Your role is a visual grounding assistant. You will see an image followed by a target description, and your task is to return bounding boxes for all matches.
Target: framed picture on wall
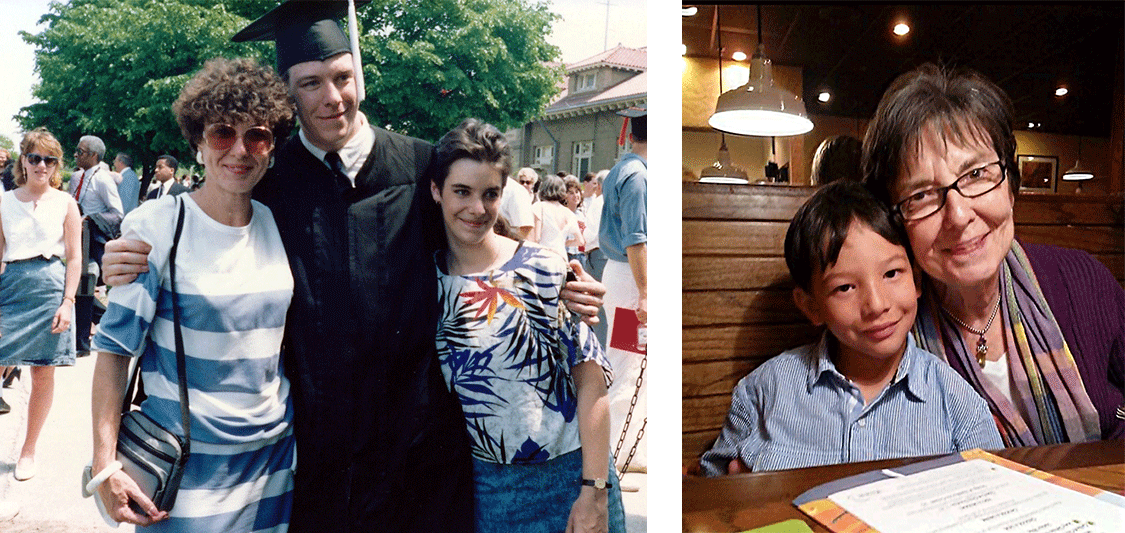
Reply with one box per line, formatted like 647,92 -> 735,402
1017,155 -> 1058,192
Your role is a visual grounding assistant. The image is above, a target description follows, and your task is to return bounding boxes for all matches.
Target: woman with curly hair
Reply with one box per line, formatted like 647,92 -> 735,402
0,128 -> 81,480
89,57 -> 296,532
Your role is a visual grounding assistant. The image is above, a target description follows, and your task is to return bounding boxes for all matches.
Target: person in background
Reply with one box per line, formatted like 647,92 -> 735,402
146,155 -> 189,200
429,118 -> 624,533
0,128 -> 82,481
701,181 -> 1001,475
599,106 -> 647,473
112,152 -> 141,214
70,134 -> 123,357
810,135 -> 863,185
0,149 -> 14,191
90,56 -> 297,531
862,63 -> 1124,444
532,173 -> 584,261
497,171 -> 534,240
583,170 -> 609,346
517,167 -> 540,199
564,173 -> 588,269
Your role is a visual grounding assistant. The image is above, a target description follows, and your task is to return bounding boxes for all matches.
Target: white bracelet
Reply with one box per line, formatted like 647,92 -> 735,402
84,461 -> 123,494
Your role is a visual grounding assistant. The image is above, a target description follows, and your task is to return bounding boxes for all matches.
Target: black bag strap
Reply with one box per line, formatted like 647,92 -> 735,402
120,198 -> 190,449
169,197 -> 190,449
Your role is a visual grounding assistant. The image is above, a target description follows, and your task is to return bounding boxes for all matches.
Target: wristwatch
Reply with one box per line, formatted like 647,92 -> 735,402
581,478 -> 612,489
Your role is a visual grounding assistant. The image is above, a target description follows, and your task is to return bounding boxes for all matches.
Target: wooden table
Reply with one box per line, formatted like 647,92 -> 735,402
683,440 -> 1125,532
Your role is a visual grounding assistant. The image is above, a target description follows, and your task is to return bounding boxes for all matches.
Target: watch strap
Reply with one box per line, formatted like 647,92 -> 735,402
581,478 -> 611,489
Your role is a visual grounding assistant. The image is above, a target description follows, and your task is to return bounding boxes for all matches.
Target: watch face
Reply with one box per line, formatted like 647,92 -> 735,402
595,479 -> 607,489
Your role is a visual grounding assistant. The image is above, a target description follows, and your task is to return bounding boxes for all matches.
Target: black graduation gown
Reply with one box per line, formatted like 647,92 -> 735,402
254,127 -> 474,533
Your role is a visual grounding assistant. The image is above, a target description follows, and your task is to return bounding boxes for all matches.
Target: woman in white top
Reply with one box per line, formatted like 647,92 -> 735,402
532,173 -> 584,259
0,127 -> 82,482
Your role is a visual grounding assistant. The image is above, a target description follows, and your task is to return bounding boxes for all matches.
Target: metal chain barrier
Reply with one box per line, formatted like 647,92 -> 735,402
614,351 -> 646,478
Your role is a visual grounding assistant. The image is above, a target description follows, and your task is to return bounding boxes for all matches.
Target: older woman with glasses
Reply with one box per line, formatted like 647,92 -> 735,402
863,63 -> 1124,447
0,128 -> 81,481
89,57 -> 296,531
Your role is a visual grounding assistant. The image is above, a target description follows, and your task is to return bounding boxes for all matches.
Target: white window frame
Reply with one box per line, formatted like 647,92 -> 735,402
576,71 -> 597,92
572,141 -> 594,176
534,145 -> 554,167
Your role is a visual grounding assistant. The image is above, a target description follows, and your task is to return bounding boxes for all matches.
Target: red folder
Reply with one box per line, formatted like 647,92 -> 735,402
609,307 -> 647,354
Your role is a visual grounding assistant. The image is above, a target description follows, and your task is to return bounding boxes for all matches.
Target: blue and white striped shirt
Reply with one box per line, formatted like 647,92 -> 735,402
93,194 -> 294,445
700,333 -> 1002,476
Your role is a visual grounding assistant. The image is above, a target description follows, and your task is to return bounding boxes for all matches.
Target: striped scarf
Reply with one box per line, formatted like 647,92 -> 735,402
913,241 -> 1101,446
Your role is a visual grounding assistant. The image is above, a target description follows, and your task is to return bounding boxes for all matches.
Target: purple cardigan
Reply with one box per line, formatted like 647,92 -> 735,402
1022,241 -> 1125,440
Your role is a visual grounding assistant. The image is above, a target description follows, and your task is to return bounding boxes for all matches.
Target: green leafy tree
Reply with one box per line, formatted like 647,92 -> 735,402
18,0 -> 561,171
0,134 -> 13,152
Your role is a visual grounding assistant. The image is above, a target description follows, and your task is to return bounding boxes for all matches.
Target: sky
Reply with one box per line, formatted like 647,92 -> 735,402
0,0 -> 647,148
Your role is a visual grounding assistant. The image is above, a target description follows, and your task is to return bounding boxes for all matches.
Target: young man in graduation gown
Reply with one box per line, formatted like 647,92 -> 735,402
103,2 -> 606,531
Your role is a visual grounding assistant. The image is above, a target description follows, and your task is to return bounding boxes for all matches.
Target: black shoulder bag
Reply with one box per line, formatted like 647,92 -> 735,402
115,197 -> 191,513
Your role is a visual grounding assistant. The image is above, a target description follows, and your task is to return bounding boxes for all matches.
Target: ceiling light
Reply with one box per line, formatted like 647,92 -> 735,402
699,134 -> 749,184
893,23 -> 910,36
1055,87 -> 1068,97
731,51 -> 747,61
1063,137 -> 1095,182
818,91 -> 831,103
709,6 -> 813,137
682,7 -> 698,17
681,43 -> 687,56
1028,122 -> 1035,128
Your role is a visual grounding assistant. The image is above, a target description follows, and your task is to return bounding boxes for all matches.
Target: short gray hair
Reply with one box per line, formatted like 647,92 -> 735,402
595,169 -> 608,186
79,135 -> 106,160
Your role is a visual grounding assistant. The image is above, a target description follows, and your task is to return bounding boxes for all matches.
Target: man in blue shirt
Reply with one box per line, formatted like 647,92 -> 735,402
701,181 -> 1001,475
599,105 -> 647,472
112,153 -> 140,214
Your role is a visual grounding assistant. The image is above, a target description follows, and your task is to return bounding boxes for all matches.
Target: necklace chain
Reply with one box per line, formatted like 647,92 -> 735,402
942,296 -> 1001,368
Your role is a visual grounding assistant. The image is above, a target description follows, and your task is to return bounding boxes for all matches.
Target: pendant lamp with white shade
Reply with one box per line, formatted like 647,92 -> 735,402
708,5 -> 813,137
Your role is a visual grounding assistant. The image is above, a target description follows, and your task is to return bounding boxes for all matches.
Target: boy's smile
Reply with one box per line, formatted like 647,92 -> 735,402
795,219 -> 921,364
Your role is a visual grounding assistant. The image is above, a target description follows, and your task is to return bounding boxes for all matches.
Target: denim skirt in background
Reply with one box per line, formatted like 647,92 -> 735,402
472,448 -> 626,533
0,257 -> 75,366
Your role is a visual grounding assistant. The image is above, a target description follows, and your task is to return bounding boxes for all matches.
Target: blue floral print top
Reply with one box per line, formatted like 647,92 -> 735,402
435,242 -> 612,464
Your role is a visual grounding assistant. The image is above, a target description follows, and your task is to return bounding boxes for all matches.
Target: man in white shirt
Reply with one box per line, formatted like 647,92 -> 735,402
70,135 -> 124,354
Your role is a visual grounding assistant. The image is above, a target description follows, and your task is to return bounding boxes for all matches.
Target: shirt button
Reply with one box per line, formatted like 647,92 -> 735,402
858,419 -> 867,428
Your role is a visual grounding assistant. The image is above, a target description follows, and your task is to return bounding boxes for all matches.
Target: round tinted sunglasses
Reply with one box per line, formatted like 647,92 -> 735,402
25,153 -> 60,166
203,124 -> 274,155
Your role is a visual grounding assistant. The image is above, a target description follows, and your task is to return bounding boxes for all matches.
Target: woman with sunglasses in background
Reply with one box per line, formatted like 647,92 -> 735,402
0,128 -> 81,482
89,57 -> 296,531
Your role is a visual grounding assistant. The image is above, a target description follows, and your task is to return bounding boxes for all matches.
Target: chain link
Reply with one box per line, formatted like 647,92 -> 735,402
614,351 -> 646,478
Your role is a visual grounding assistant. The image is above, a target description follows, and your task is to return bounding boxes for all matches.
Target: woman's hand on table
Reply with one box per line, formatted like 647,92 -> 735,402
566,485 -> 609,533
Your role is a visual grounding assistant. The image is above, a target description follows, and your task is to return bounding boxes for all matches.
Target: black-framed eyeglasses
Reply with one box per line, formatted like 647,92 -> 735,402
25,153 -> 60,167
893,161 -> 1007,221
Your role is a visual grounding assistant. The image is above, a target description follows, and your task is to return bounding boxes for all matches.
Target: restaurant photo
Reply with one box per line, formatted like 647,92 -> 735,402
680,4 -> 1124,533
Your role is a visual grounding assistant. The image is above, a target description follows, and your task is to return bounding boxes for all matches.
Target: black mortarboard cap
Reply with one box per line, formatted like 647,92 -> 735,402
232,0 -> 370,75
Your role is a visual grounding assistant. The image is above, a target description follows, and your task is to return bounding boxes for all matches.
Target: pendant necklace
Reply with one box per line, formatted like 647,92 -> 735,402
943,297 -> 1001,368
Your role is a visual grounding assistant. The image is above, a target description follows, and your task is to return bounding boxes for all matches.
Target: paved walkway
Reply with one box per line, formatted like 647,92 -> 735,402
0,355 -> 120,532
0,356 -> 647,532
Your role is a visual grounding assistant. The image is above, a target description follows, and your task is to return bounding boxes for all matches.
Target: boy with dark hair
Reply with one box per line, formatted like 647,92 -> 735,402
701,181 -> 1001,475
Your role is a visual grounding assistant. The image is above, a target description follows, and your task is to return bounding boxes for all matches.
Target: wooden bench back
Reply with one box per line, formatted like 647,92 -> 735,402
682,182 -> 1125,466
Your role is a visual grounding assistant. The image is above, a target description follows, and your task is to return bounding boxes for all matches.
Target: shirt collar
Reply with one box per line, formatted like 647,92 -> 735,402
298,112 -> 374,186
806,331 -> 928,401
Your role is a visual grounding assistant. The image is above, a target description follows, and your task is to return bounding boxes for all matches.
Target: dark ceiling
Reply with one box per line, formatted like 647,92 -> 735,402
682,4 -> 1124,138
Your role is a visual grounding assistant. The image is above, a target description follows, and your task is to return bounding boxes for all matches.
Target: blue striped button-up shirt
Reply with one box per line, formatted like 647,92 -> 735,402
700,333 -> 1002,476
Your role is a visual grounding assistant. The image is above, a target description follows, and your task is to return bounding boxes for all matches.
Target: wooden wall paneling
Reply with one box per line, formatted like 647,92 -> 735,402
682,256 -> 792,290
683,290 -> 806,327
682,324 -> 823,363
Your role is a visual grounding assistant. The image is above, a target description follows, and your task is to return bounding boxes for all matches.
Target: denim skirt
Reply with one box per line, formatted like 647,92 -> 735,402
473,448 -> 626,533
0,257 -> 75,366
